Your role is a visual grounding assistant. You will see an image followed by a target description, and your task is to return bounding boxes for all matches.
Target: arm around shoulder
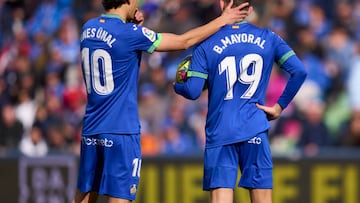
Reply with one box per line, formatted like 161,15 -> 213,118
155,2 -> 249,52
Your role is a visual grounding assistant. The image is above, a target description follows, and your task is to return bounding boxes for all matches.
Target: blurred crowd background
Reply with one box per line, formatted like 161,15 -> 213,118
0,0 -> 360,158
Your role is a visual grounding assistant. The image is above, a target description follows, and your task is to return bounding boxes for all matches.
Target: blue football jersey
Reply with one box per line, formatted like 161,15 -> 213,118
80,14 -> 161,136
188,22 -> 305,147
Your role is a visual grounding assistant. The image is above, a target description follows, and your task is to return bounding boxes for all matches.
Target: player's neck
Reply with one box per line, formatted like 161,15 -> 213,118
106,8 -> 127,23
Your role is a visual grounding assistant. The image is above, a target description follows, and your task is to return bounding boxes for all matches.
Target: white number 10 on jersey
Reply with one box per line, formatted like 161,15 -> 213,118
82,48 -> 115,95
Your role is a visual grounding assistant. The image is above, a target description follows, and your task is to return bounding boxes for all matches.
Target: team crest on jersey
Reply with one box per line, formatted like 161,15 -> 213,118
142,27 -> 156,42
130,184 -> 137,195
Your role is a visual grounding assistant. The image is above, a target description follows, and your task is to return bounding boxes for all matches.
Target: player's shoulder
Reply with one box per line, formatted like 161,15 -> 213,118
245,22 -> 276,36
82,17 -> 99,28
126,25 -> 158,43
249,23 -> 285,45
84,15 -> 129,28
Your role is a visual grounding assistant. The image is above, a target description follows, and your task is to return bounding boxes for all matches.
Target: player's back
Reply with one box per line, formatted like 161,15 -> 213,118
195,22 -> 294,147
80,15 -> 156,136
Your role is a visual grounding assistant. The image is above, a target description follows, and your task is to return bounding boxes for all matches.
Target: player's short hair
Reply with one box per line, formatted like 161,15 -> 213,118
223,0 -> 251,9
102,0 -> 130,11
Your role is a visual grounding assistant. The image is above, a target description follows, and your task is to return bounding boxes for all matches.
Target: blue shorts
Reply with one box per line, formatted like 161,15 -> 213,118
77,134 -> 141,200
203,132 -> 272,190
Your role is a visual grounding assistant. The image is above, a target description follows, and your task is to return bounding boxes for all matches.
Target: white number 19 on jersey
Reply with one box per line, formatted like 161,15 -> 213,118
219,54 -> 263,100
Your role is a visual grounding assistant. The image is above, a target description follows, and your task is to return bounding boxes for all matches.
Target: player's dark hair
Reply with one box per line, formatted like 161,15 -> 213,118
223,0 -> 251,10
102,0 -> 130,11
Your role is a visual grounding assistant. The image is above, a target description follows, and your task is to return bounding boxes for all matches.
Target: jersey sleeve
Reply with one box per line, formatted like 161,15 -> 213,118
128,24 -> 162,53
272,33 -> 308,109
189,45 -> 209,79
174,45 -> 208,100
174,77 -> 206,100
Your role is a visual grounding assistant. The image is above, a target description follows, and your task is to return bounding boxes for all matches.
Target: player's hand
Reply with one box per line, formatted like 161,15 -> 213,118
256,103 -> 283,121
130,8 -> 144,25
221,0 -> 249,25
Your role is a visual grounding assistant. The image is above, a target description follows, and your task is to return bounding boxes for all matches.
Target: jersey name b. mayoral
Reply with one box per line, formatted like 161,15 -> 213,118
190,22 -> 305,148
80,14 -> 161,136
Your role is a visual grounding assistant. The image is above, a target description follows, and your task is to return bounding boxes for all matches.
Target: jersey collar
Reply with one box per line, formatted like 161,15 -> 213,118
101,14 -> 125,23
236,20 -> 248,25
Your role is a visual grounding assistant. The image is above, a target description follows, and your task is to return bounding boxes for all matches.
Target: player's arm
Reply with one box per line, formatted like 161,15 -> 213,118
256,103 -> 283,121
277,53 -> 307,108
155,1 -> 249,51
174,77 -> 206,100
257,53 -> 307,120
174,46 -> 208,99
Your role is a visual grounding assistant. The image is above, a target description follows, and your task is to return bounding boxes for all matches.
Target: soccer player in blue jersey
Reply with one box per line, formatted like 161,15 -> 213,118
74,0 -> 250,203
173,1 -> 307,203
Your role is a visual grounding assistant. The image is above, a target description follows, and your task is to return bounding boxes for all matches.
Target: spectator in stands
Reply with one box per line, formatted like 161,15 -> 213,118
187,96 -> 208,151
46,124 -> 67,154
160,122 -> 194,155
348,44 -> 360,111
0,77 -> 8,107
337,110 -> 360,147
159,95 -> 200,155
32,105 -> 50,136
0,103 -> 24,154
26,0 -> 67,40
323,24 -> 354,83
334,0 -> 355,34
296,25 -> 331,97
138,83 -> 168,136
19,124 -> 48,157
140,132 -> 161,157
270,113 -> 303,156
15,89 -> 37,133
353,1 -> 360,40
49,15 -> 80,66
308,3 -> 332,41
297,98 -> 332,156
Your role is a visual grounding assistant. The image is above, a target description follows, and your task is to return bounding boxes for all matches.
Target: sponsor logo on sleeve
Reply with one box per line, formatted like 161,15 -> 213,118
142,27 -> 156,42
